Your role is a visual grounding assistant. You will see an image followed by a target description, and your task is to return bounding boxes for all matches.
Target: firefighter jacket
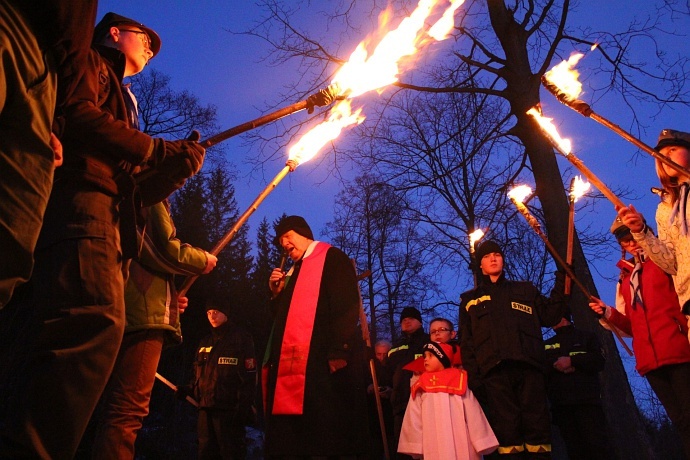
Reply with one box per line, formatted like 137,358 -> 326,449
191,322 -> 257,416
388,327 -> 429,416
459,272 -> 567,388
544,324 -> 605,406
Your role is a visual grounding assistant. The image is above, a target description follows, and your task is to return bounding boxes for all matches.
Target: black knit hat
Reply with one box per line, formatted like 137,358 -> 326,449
422,342 -> 453,369
94,12 -> 162,58
205,300 -> 231,317
655,128 -> 690,151
475,240 -> 504,262
274,215 -> 314,246
400,306 -> 422,324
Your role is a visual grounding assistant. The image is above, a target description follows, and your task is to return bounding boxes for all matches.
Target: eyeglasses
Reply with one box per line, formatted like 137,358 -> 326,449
430,327 -> 452,334
119,28 -> 151,50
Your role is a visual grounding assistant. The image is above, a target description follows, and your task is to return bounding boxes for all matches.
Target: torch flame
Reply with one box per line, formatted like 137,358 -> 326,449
508,185 -> 532,204
469,228 -> 485,251
570,176 -> 590,202
526,107 -> 572,155
428,0 -> 465,40
543,53 -> 584,100
331,0 -> 461,98
287,100 -> 365,166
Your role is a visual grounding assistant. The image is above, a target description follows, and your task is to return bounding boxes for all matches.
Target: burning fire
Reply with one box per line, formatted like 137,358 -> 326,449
570,176 -> 590,202
429,0 -> 466,40
469,228 -> 485,251
508,185 -> 532,204
526,107 -> 572,155
542,53 -> 584,100
331,0 -> 463,98
288,100 -> 365,165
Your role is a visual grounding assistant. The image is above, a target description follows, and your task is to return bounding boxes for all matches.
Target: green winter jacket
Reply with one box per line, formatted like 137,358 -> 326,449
124,200 -> 209,344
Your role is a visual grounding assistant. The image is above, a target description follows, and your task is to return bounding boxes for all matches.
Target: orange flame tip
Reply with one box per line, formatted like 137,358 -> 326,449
508,185 -> 532,203
543,53 -> 584,100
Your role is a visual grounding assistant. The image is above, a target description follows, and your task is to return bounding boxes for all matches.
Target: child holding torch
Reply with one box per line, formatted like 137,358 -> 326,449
589,217 -> 690,457
618,129 -> 690,316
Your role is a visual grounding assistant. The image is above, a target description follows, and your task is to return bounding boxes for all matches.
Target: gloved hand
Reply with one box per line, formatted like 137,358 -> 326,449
149,131 -> 206,182
175,385 -> 193,401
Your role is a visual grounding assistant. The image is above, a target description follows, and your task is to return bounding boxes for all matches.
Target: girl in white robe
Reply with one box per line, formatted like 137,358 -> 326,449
398,341 -> 498,460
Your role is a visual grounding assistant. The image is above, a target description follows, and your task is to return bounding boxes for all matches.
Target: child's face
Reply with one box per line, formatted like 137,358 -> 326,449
429,321 -> 456,344
660,145 -> 690,179
423,351 -> 445,372
113,26 -> 154,76
620,235 -> 642,256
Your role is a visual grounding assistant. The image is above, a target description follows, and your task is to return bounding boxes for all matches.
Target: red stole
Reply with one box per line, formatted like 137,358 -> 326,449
410,368 -> 468,399
272,242 -> 330,415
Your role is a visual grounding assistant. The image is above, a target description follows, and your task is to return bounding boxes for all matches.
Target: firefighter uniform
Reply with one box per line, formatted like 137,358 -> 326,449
189,321 -> 257,459
460,271 -> 566,458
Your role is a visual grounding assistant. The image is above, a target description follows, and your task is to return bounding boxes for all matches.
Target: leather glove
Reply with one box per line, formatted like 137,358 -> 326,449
147,131 -> 205,181
175,385 -> 193,401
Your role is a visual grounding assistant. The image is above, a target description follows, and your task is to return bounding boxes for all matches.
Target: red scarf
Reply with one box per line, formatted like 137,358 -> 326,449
272,242 -> 330,415
410,368 -> 468,399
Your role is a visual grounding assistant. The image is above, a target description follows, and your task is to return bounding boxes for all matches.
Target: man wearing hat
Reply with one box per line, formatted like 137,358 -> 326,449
264,215 -> 370,458
543,313 -> 611,459
177,300 -> 257,460
388,306 -> 429,459
0,12 -> 207,457
459,240 -> 567,458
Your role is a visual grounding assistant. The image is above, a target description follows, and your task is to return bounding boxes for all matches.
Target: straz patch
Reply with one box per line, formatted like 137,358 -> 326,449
245,358 -> 256,370
218,357 -> 238,365
511,302 -> 532,315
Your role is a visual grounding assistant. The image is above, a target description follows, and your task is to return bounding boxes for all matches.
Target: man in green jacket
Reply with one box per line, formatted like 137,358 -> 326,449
91,199 -> 216,459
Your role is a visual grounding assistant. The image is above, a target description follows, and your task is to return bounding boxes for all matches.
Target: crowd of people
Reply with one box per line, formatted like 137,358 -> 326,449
2,2 -> 690,460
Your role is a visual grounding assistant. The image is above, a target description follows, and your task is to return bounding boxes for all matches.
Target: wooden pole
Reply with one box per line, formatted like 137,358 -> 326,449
509,196 -> 633,356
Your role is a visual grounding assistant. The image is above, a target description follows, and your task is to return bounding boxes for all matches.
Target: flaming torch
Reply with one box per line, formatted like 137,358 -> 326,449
541,53 -> 690,179
469,228 -> 485,287
527,106 -> 625,209
177,101 -> 365,296
565,176 -> 590,294
508,185 -> 633,355
200,0 -> 465,148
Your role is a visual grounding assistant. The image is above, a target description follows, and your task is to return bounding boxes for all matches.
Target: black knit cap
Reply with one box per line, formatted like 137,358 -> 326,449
475,240 -> 504,262
94,12 -> 162,58
400,306 -> 422,324
274,215 -> 314,247
422,342 -> 452,369
655,128 -> 690,151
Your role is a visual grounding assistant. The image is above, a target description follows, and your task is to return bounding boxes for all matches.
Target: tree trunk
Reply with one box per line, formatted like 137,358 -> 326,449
488,1 -> 655,457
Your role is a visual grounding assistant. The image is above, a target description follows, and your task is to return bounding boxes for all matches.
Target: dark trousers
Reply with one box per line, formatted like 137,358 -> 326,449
0,190 -> 125,459
646,362 -> 690,458
482,361 -> 551,459
198,408 -> 247,460
0,0 -> 56,310
92,329 -> 166,459
551,404 -> 613,460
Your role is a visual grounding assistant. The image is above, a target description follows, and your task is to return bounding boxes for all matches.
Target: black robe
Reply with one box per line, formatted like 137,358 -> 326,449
264,243 -> 370,457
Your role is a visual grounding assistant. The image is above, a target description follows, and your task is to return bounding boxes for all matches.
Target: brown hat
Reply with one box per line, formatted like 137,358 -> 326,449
94,12 -> 162,58
610,216 -> 631,243
655,129 -> 690,151
274,215 -> 314,246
